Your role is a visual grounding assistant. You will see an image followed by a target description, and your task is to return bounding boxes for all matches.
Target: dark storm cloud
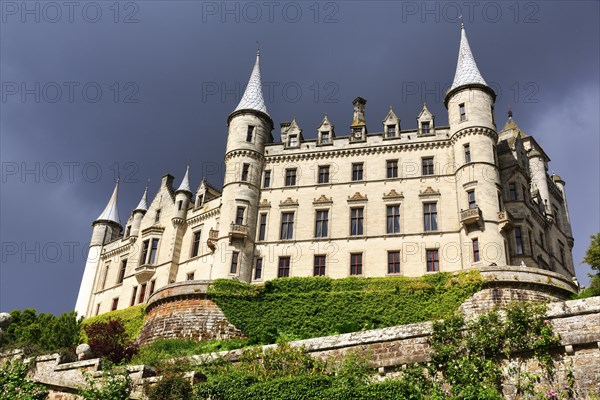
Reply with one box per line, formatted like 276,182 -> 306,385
1,1 -> 598,313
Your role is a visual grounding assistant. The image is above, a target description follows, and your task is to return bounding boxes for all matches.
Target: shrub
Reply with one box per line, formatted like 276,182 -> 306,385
84,319 -> 137,365
79,367 -> 131,400
0,360 -> 48,400
80,305 -> 145,343
146,374 -> 193,400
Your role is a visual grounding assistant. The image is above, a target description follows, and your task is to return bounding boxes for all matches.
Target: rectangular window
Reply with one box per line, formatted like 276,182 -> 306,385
235,207 -> 245,225
141,240 -> 149,264
422,121 -> 430,134
177,200 -> 183,211
148,238 -> 159,264
155,209 -> 161,223
101,264 -> 110,290
149,280 -> 156,296
350,207 -> 364,236
459,103 -> 466,121
280,212 -> 295,240
386,125 -> 396,138
559,246 -> 565,266
111,298 -> 119,311
509,183 -> 517,201
321,132 -> 330,144
426,249 -> 439,272
473,238 -> 480,262
130,286 -> 137,306
491,105 -> 495,125
386,205 -> 400,234
196,194 -> 204,207
314,255 -> 326,276
138,283 -> 147,303
125,226 -> 131,237
423,202 -> 438,231
422,157 -> 434,175
255,258 -> 263,280
315,210 -> 329,238
528,229 -> 534,255
522,185 -> 528,202
464,143 -> 471,163
186,272 -> 195,281
539,231 -> 545,250
278,256 -> 290,278
241,164 -> 250,182
192,231 -> 201,257
515,227 -> 524,255
246,126 -> 254,142
387,251 -> 400,274
467,190 -> 476,209
263,170 -> 271,188
318,165 -> 330,184
258,213 -> 267,241
288,135 -> 298,147
117,260 -> 127,284
230,251 -> 239,274
285,168 -> 297,186
350,253 -> 363,275
352,163 -> 364,181
386,160 -> 398,178
95,304 -> 100,316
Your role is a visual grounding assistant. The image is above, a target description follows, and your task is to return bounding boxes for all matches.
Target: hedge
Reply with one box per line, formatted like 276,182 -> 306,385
208,271 -> 483,344
80,305 -> 146,343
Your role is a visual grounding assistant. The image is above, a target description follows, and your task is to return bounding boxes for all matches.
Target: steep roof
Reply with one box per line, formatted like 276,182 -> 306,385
134,186 -> 148,212
96,181 -> 120,224
176,165 -> 192,193
233,50 -> 269,116
450,23 -> 488,91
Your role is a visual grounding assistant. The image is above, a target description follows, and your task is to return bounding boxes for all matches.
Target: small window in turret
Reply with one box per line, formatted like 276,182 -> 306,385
464,144 -> 471,163
241,164 -> 250,181
178,200 -> 183,210
246,126 -> 254,142
155,209 -> 161,223
459,103 -> 466,121
125,225 -> 131,237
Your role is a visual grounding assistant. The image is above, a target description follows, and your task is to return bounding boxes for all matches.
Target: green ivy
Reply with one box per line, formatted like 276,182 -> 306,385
78,365 -> 132,400
208,271 -> 483,343
0,360 -> 48,400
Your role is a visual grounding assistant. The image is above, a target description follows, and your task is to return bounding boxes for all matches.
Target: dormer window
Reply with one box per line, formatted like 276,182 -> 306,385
321,131 -> 330,144
196,194 -> 204,207
386,125 -> 396,138
289,135 -> 298,147
422,122 -> 430,134
352,127 -> 362,137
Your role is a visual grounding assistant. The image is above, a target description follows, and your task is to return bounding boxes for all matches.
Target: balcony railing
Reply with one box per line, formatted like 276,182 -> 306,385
229,223 -> 249,242
460,206 -> 481,227
135,264 -> 156,283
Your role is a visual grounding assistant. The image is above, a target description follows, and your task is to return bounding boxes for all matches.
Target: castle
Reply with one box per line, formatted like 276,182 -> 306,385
75,25 -> 576,318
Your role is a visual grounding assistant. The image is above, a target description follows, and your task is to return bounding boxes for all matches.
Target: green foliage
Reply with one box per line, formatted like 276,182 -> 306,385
146,374 -> 193,400
80,305 -> 145,343
84,319 -> 137,365
78,366 -> 132,400
131,338 -> 249,370
0,360 -> 48,400
209,271 -> 483,343
0,309 -> 81,355
583,233 -> 600,272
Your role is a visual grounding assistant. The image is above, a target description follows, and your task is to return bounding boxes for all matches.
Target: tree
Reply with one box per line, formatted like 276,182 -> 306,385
579,233 -> 600,297
84,319 -> 137,364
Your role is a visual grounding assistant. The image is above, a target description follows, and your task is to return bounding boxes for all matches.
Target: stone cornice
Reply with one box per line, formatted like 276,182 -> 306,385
101,242 -> 132,260
141,226 -> 165,236
265,139 -> 452,164
450,126 -> 498,144
188,207 -> 220,227
224,149 -> 264,163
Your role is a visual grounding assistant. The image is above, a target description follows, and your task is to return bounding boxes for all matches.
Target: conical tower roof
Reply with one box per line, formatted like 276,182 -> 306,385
134,186 -> 148,212
96,181 -> 120,224
176,165 -> 191,193
450,23 -> 488,91
233,50 -> 269,116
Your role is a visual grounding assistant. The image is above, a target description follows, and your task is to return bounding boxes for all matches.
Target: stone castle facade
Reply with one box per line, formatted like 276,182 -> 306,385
75,25 -> 576,318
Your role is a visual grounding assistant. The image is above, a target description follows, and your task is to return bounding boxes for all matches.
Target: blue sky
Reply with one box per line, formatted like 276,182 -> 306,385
1,1 -> 599,314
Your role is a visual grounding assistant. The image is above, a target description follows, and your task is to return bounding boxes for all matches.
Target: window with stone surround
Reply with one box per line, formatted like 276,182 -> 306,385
386,160 -> 398,179
352,162 -> 363,181
246,126 -> 254,142
459,103 -> 466,121
387,251 -> 400,274
515,227 -> 524,255
467,190 -> 476,209
426,249 -> 439,272
314,255 -> 326,276
241,163 -> 250,182
350,207 -> 364,236
472,238 -> 480,262
263,170 -> 271,188
117,259 -> 127,284
235,207 -> 245,225
255,258 -> 263,280
230,252 -> 239,274
280,212 -> 294,240
130,286 -> 137,306
423,202 -> 438,232
318,165 -> 330,184
464,143 -> 471,163
350,253 -> 363,275
138,283 -> 147,303
422,157 -> 434,175
111,298 -> 119,311
278,256 -> 290,277
285,168 -> 297,186
386,205 -> 400,234
191,231 -> 201,257
315,210 -> 329,238
258,213 -> 267,241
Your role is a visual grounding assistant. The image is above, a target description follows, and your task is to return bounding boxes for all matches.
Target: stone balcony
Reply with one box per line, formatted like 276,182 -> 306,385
135,264 -> 156,283
460,206 -> 481,228
497,210 -> 514,232
229,223 -> 249,243
207,229 -> 218,251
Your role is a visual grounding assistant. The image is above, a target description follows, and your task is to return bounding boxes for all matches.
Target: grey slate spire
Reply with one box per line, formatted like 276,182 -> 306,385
450,23 -> 488,91
134,185 -> 148,212
96,180 -> 120,224
234,50 -> 269,116
176,165 -> 191,193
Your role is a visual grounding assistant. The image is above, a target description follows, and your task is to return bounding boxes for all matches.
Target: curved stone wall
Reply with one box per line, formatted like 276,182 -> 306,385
136,281 -> 244,346
460,266 -> 579,315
